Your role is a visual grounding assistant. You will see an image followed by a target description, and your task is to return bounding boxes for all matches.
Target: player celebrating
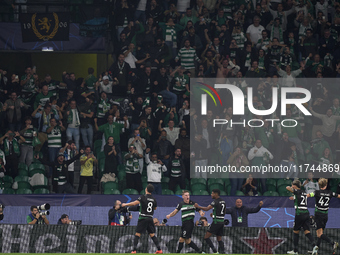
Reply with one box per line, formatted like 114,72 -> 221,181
195,189 -> 226,254
122,184 -> 163,254
166,190 -> 205,253
308,178 -> 339,255
286,180 -> 316,255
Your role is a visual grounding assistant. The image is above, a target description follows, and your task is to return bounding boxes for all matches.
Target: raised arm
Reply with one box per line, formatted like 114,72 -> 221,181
194,203 -> 213,211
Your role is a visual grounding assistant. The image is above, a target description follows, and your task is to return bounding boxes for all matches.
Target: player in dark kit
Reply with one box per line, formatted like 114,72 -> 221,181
195,189 -> 226,254
122,184 -> 163,254
166,190 -> 205,253
307,178 -> 340,255
286,180 -> 316,255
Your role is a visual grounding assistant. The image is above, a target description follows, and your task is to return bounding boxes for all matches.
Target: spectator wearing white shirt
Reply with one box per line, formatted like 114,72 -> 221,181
98,76 -> 118,98
145,148 -> 167,195
302,172 -> 319,194
123,43 -> 151,69
246,16 -> 265,44
158,119 -> 184,146
128,129 -> 146,173
248,140 -> 274,193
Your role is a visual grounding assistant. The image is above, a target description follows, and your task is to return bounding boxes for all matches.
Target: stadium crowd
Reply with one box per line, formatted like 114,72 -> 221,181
1,0 -> 340,196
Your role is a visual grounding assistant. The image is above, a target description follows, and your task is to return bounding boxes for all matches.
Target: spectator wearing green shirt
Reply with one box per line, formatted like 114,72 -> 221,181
34,85 -> 53,109
94,114 -> 128,165
85,67 -> 97,92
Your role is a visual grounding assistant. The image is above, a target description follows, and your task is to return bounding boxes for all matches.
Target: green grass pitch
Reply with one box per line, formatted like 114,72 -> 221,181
9,253 -> 287,255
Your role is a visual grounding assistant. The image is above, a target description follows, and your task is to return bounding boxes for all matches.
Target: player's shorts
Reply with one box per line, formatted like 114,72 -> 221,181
136,218 -> 155,234
293,213 -> 310,231
315,212 -> 328,230
181,220 -> 194,239
207,223 -> 224,236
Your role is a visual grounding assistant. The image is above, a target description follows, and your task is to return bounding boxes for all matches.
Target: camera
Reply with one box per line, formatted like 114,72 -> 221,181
69,220 -> 82,225
37,203 -> 50,217
161,219 -> 167,225
198,220 -> 204,226
0,203 -> 4,221
37,203 -> 50,210
224,219 -> 230,226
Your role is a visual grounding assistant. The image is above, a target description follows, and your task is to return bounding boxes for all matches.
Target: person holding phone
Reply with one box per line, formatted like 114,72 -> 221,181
19,116 -> 38,166
128,129 -> 146,173
78,146 -> 97,194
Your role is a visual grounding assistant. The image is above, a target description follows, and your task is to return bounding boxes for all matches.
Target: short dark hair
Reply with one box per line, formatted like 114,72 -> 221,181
67,140 -> 75,145
30,206 -> 37,212
61,214 -> 68,219
200,216 -> 207,221
146,184 -> 154,193
212,189 -> 220,196
88,67 -> 94,74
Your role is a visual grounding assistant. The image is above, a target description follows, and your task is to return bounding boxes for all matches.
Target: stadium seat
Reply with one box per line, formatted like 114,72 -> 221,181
225,185 -> 231,195
142,181 -> 148,189
33,188 -> 50,194
103,181 -> 119,191
31,176 -> 49,190
97,151 -> 105,161
267,184 -> 277,192
28,163 -> 45,172
16,188 -> 32,194
235,190 -> 245,196
191,183 -> 207,192
17,181 -> 31,190
141,176 -> 147,183
94,140 -> 102,154
3,175 -> 13,184
266,179 -> 277,187
190,179 -> 206,186
15,176 -> 29,183
2,182 -> 12,189
122,188 -> 139,195
29,169 -> 46,177
104,189 -> 121,195
161,177 -> 170,183
18,163 -> 28,171
278,185 -> 292,196
161,182 -> 169,189
162,189 -> 174,195
220,190 -> 227,196
2,188 -> 15,194
277,179 -> 292,187
208,178 -> 224,187
118,170 -> 126,181
175,189 -> 191,195
263,191 -> 279,196
223,178 -> 231,186
140,190 -> 145,195
117,164 -> 126,172
208,183 -> 224,193
18,169 -> 29,176
192,190 -> 209,195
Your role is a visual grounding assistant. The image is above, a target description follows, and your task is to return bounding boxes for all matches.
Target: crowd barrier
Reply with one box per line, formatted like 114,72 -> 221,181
1,225 -> 339,254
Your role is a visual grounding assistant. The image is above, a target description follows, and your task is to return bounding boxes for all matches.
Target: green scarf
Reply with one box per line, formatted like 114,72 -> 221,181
165,25 -> 177,48
4,138 -> 20,156
67,109 -> 80,127
271,25 -> 283,44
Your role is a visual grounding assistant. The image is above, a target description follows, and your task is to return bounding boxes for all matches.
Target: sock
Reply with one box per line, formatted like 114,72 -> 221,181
321,234 -> 334,245
317,237 -> 322,247
205,238 -> 217,253
306,233 -> 315,247
218,240 -> 225,253
133,235 -> 140,251
151,236 -> 161,250
294,233 -> 299,252
188,241 -> 200,252
177,242 -> 184,253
